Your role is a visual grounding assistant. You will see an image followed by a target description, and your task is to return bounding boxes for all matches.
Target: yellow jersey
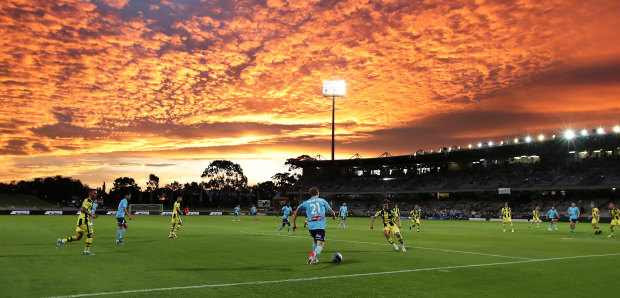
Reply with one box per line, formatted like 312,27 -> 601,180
532,209 -> 539,217
173,202 -> 181,216
502,207 -> 511,218
610,208 -> 620,221
78,198 -> 93,221
592,207 -> 599,220
410,209 -> 420,220
374,209 -> 399,227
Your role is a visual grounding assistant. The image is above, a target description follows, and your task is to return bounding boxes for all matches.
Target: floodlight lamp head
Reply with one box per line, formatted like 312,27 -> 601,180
322,80 -> 346,97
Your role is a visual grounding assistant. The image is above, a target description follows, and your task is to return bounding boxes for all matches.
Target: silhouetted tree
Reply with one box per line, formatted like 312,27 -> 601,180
201,160 -> 248,191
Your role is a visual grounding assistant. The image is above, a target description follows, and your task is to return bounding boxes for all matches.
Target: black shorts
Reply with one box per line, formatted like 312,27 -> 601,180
570,218 -> 577,223
282,218 -> 290,225
116,217 -> 126,226
309,229 -> 326,242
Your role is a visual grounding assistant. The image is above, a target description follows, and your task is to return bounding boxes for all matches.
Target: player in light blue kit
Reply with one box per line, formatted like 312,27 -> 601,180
90,200 -> 99,225
233,205 -> 241,222
115,193 -> 132,244
292,187 -> 336,266
277,202 -> 293,235
567,202 -> 580,234
337,203 -> 348,229
547,205 -> 559,231
251,205 -> 258,220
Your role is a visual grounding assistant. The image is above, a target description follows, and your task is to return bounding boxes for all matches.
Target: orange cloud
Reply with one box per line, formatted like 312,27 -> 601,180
0,0 -> 619,186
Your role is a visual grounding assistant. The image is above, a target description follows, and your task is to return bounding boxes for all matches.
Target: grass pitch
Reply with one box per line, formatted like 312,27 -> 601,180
1,215 -> 619,297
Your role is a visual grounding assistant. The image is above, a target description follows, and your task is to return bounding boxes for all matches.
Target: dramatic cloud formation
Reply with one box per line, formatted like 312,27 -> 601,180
0,0 -> 619,186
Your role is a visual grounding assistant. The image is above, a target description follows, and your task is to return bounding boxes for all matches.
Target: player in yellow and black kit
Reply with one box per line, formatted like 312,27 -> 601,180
56,189 -> 98,255
529,205 -> 541,229
588,202 -> 601,235
169,197 -> 183,238
409,204 -> 421,232
502,202 -> 514,232
371,199 -> 406,251
608,203 -> 620,238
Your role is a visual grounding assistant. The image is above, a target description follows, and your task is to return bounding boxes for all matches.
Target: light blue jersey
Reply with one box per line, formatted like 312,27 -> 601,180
92,202 -> 98,213
548,209 -> 558,219
282,206 -> 292,219
116,198 -> 128,218
568,206 -> 579,219
340,205 -> 348,217
298,196 -> 331,230
251,206 -> 257,214
234,206 -> 240,214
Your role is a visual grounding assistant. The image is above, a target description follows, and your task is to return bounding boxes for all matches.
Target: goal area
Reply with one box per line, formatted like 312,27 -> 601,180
129,204 -> 163,215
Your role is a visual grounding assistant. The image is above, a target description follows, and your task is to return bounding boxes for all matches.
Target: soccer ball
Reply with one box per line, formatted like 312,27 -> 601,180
332,252 -> 343,263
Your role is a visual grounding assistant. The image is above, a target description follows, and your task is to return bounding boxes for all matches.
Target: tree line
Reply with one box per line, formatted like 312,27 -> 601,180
0,160 -> 300,209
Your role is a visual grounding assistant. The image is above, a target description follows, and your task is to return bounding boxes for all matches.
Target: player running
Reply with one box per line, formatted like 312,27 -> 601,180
529,205 -> 541,229
547,205 -> 559,231
337,203 -> 348,229
588,202 -> 602,235
57,189 -> 99,255
233,205 -> 241,222
501,202 -> 514,232
169,197 -> 183,238
409,204 -> 421,232
115,192 -> 133,244
292,187 -> 336,266
371,199 -> 406,252
567,202 -> 580,234
276,202 -> 293,235
251,205 -> 258,220
608,203 -> 620,238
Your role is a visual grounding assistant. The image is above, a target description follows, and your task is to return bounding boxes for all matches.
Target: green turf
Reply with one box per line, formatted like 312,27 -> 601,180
1,215 -> 619,297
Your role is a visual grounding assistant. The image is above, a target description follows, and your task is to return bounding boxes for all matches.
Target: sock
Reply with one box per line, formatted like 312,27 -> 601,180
342,222 -> 346,228
387,237 -> 394,245
287,225 -> 290,232
116,230 -> 122,241
120,228 -> 126,239
277,225 -> 283,232
85,237 -> 92,252
170,225 -> 175,234
312,242 -> 317,251
314,245 -> 323,256
64,236 -> 77,243
174,225 -> 180,233
510,223 -> 514,229
397,235 -> 404,244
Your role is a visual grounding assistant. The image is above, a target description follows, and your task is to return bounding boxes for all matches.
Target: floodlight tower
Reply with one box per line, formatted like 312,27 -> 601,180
322,80 -> 346,160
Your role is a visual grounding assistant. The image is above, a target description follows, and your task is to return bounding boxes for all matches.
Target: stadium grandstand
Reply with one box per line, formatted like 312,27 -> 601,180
287,128 -> 620,221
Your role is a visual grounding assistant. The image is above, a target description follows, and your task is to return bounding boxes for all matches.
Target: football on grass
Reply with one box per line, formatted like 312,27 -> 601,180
332,252 -> 342,263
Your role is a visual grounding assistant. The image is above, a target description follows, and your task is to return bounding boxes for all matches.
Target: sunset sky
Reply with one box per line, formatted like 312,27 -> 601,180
1,0 -> 619,189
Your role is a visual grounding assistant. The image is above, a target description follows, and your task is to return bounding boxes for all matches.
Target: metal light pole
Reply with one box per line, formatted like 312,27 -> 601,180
322,80 -> 345,161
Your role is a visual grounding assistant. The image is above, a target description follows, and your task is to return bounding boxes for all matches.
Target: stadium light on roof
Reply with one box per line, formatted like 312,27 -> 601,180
596,127 -> 605,135
477,142 -> 482,148
468,144 -> 472,149
323,80 -> 345,161
525,136 -> 532,143
564,129 -> 575,139
538,134 -> 544,141
514,138 -> 519,143
580,129 -> 588,136
488,141 -> 493,147
614,125 -> 620,133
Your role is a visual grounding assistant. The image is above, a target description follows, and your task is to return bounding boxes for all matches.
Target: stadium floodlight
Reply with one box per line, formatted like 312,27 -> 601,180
514,138 -> 519,143
468,144 -> 472,149
477,142 -> 482,148
564,129 -> 575,140
614,125 -> 620,133
488,141 -> 493,147
552,135 -> 556,139
596,127 -> 605,135
538,134 -> 544,141
525,136 -> 532,143
580,129 -> 588,136
323,80 -> 345,160
500,141 -> 504,145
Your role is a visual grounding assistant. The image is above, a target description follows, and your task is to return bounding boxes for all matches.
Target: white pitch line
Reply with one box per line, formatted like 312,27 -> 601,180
243,231 -> 533,260
49,252 -> 620,298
